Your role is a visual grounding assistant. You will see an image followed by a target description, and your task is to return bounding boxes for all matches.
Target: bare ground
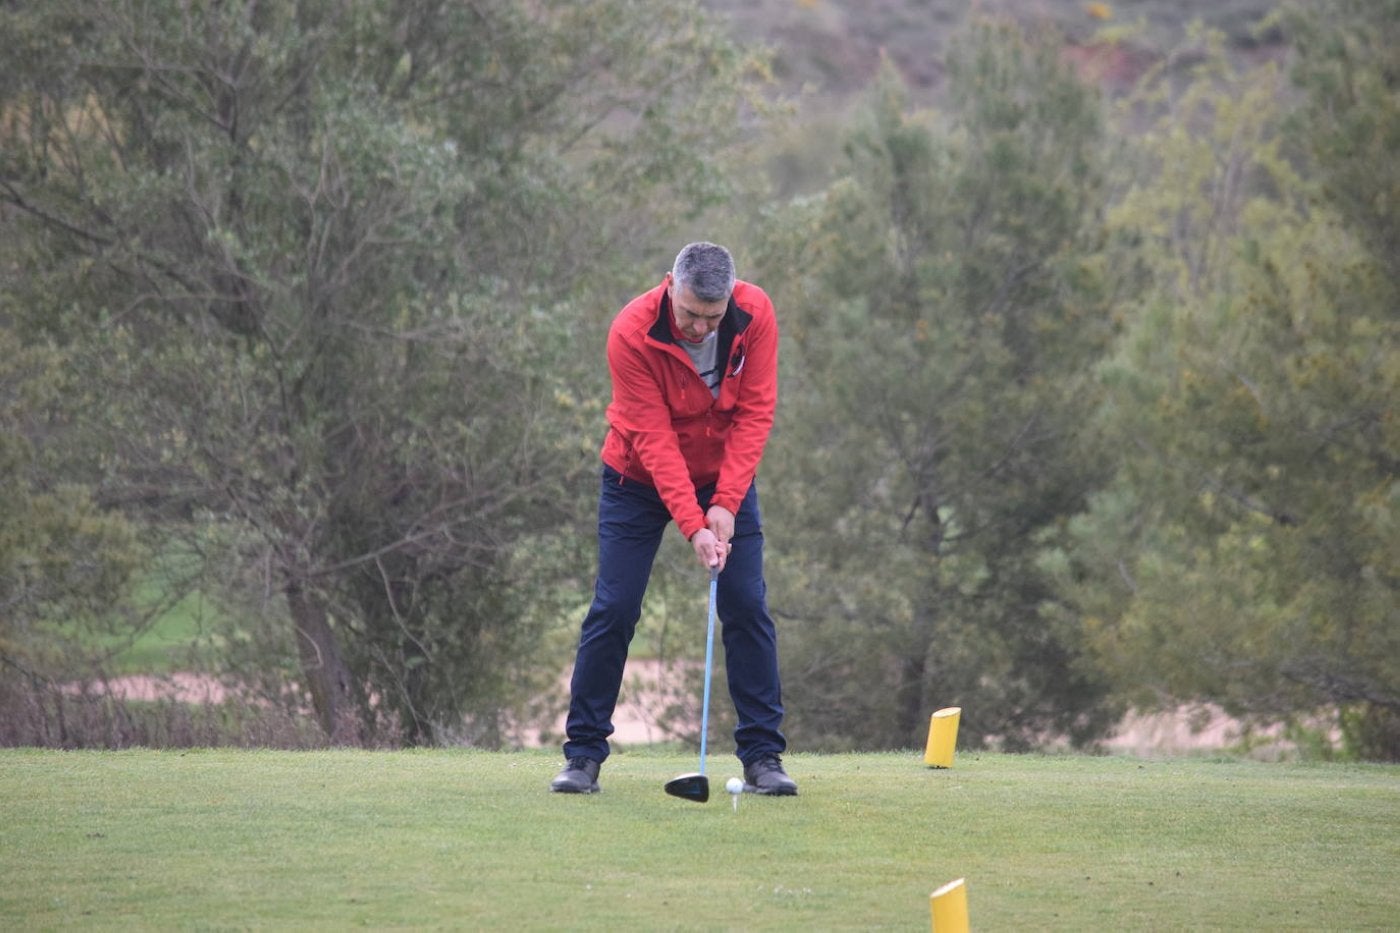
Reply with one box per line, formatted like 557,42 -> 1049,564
83,664 -> 1323,758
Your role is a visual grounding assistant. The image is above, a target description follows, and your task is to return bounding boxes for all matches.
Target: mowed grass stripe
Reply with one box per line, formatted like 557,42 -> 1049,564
2,749 -> 1396,930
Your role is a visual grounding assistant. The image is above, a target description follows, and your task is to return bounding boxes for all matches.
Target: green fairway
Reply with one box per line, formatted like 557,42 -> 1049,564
2,749 -> 1396,930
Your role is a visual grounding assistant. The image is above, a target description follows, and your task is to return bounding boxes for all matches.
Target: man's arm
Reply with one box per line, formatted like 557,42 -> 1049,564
606,334 -> 709,541
711,294 -> 779,515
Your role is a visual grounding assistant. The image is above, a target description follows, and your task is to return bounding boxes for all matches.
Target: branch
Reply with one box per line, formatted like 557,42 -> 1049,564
1199,475 -> 1300,527
1,179 -> 204,298
0,179 -> 114,249
1280,661 -> 1400,711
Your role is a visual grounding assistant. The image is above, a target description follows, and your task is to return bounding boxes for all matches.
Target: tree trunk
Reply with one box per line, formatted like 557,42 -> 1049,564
896,646 -> 929,749
286,583 -> 361,745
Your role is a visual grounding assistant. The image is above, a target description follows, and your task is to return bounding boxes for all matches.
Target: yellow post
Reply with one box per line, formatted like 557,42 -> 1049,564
923,707 -> 962,768
929,877 -> 969,933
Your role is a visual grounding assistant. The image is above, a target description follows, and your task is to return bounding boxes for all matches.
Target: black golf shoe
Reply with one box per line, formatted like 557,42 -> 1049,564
550,756 -> 601,794
743,754 -> 798,796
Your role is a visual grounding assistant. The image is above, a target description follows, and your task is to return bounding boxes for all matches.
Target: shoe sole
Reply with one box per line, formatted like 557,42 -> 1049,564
550,783 -> 600,794
743,782 -> 798,796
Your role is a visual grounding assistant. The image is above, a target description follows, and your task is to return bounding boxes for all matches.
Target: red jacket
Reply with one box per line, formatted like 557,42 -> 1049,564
601,273 -> 779,540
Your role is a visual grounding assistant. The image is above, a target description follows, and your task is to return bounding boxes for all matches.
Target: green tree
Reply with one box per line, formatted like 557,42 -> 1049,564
1283,0 -> 1400,757
1049,13 -> 1399,759
0,0 -> 761,744
0,327 -> 149,744
756,19 -> 1118,751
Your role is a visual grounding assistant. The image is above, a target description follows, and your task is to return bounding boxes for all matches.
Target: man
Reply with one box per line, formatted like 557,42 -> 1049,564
550,242 -> 796,796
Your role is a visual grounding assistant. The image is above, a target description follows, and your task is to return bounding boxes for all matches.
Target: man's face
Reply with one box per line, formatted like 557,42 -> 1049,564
669,281 -> 728,342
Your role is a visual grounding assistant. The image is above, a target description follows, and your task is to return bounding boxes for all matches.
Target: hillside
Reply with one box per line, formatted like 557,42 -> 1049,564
702,0 -> 1284,100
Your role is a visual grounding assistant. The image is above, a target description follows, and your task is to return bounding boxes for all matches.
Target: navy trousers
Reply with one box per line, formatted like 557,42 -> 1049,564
562,465 -> 787,766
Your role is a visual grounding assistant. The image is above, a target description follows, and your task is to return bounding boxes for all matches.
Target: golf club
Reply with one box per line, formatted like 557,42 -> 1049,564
664,565 -> 719,803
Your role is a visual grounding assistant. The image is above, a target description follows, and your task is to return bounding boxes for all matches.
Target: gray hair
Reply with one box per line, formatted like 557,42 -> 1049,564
672,242 -> 735,303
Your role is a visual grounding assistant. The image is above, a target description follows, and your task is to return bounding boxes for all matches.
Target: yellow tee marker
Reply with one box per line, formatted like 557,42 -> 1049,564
924,707 -> 962,768
930,878 -> 969,933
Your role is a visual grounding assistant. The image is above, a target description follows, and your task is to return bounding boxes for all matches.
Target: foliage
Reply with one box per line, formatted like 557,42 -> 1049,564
0,0 -> 763,745
0,326 -> 148,708
3,0 -> 1394,759
1286,0 -> 1400,289
1047,11 -> 1399,759
756,18 -> 1119,752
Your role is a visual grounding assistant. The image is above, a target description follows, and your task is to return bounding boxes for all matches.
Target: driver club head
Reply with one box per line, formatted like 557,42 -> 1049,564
664,772 -> 710,803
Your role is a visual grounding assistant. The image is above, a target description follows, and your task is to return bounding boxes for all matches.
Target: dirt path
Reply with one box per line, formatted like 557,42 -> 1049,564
1099,706 -> 1321,759
70,672 -> 232,704
81,668 -> 1310,756
526,657 -> 697,748
83,659 -> 694,747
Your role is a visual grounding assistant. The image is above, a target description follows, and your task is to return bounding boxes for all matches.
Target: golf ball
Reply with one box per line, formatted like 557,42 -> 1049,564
725,777 -> 744,795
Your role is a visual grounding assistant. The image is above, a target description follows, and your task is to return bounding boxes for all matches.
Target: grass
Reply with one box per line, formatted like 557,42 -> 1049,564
104,590 -> 214,675
71,569 -> 229,677
2,749 -> 1397,930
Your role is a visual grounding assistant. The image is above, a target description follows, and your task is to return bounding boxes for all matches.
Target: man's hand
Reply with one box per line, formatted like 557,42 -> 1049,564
693,505 -> 735,573
706,505 -> 735,547
690,527 -> 730,572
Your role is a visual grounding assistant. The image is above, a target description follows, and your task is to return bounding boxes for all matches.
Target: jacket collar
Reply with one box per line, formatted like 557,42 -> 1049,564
648,277 -> 753,348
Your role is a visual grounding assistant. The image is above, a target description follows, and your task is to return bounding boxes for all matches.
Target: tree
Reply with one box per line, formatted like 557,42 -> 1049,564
1282,0 -> 1400,756
755,18 -> 1118,751
1047,13 -> 1399,759
0,325 -> 152,744
0,0 -> 762,744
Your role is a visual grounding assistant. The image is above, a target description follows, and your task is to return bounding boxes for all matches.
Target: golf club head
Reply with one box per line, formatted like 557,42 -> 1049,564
664,772 -> 710,803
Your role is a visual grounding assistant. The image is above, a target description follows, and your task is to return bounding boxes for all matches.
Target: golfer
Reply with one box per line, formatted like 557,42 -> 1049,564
551,242 -> 796,796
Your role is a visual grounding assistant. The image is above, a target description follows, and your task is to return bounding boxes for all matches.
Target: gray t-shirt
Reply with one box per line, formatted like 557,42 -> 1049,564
682,332 -> 720,398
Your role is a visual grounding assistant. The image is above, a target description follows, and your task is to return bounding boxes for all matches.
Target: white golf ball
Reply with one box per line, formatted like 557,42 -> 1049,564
725,777 -> 744,795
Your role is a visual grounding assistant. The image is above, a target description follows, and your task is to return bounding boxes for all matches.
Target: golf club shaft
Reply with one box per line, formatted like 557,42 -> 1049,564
699,566 -> 718,776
